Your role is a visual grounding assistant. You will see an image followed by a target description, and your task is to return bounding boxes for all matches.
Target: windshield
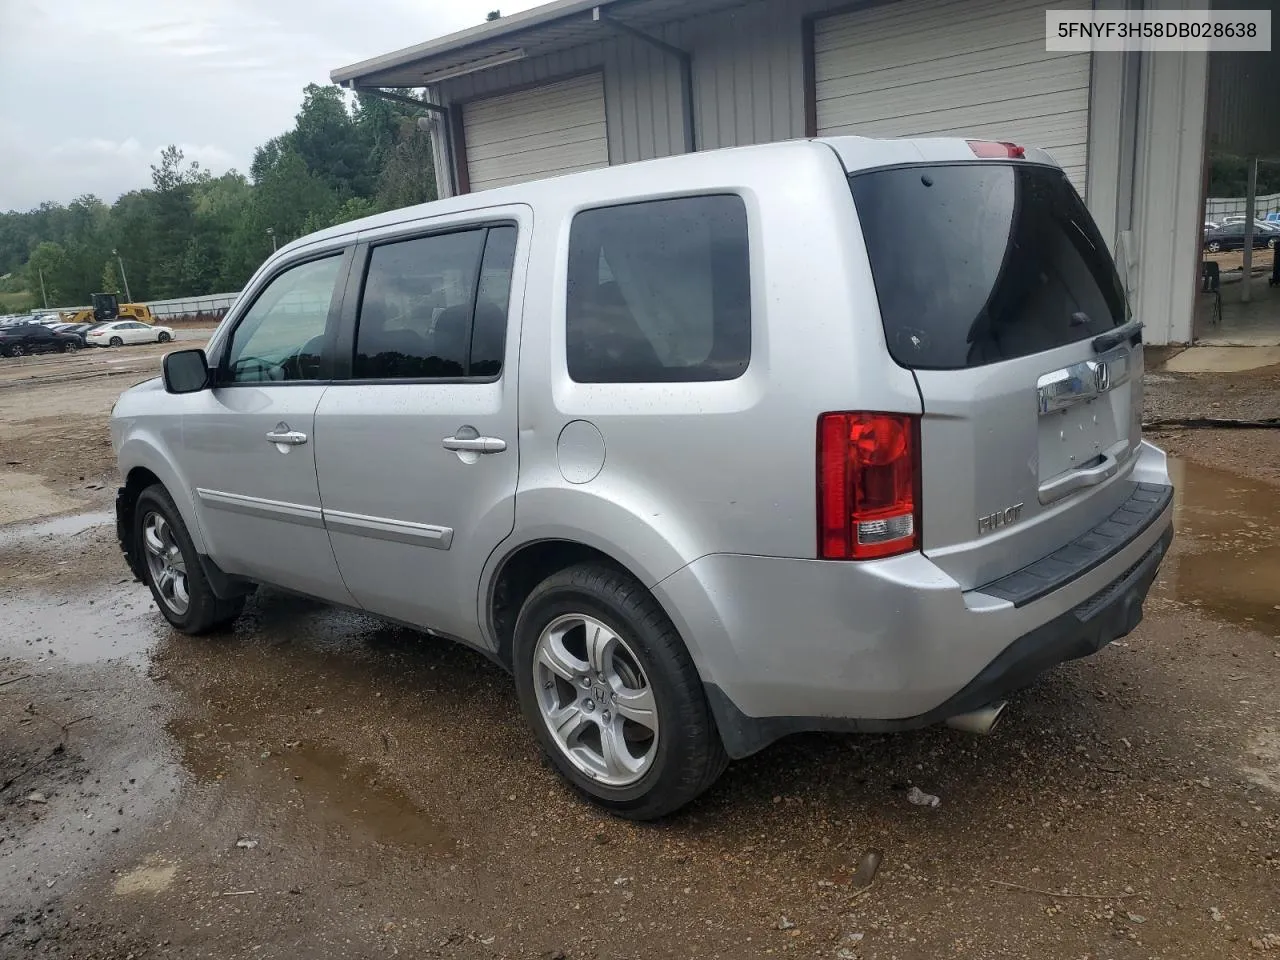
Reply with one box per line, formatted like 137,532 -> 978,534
849,162 -> 1126,370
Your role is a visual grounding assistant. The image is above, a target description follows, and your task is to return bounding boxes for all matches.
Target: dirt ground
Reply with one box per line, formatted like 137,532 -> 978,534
1,346 -> 1277,959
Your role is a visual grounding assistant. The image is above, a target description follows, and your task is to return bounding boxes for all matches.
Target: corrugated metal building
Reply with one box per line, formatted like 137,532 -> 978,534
333,0 -> 1249,345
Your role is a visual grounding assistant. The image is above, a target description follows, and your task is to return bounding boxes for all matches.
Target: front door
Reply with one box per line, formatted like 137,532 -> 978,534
24,325 -> 58,354
181,250 -> 356,604
314,218 -> 525,644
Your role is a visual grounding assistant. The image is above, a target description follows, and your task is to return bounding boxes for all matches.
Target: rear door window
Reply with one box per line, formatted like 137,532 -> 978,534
352,225 -> 514,380
849,163 -> 1126,370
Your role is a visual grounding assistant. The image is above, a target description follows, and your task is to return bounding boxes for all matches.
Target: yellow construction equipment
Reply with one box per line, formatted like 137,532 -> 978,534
62,293 -> 155,325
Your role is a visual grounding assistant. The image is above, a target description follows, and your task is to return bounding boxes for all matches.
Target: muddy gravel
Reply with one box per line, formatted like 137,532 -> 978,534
1,346 -> 1278,959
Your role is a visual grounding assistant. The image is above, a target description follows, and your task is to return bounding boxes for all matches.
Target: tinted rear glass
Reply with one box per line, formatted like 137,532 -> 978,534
849,163 -> 1126,370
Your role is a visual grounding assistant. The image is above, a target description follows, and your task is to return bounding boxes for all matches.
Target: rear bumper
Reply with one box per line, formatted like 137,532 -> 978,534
702,523 -> 1171,756
652,443 -> 1174,758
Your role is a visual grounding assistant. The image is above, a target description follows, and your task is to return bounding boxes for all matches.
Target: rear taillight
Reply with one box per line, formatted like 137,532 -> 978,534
967,139 -> 1025,159
817,412 -> 920,560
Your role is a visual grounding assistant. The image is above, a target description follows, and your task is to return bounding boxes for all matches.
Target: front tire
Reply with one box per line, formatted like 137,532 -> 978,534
158,331 -> 171,343
134,484 -> 244,634
1206,241 -> 1222,252
513,563 -> 727,820
63,340 -> 80,354
7,344 -> 24,358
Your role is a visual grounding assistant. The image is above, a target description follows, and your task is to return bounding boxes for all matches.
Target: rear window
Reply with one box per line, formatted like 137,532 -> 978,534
849,163 -> 1126,370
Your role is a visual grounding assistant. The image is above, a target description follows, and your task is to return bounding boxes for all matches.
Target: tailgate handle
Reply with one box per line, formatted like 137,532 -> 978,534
1038,453 -> 1120,505
1092,319 -> 1143,353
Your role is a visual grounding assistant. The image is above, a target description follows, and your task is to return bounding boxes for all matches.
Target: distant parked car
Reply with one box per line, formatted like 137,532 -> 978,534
1218,215 -> 1280,232
1204,222 -> 1280,252
85,320 -> 175,347
0,322 -> 83,357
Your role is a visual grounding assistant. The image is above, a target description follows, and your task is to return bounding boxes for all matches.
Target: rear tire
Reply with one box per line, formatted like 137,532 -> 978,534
1207,241 -> 1222,252
134,484 -> 244,634
109,336 -> 123,347
513,562 -> 727,820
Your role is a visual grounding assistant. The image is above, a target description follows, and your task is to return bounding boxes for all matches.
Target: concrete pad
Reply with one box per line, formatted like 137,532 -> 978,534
1161,346 -> 1280,374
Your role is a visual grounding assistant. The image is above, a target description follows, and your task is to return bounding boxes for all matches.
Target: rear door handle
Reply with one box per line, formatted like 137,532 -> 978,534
442,436 -> 507,454
266,429 -> 308,446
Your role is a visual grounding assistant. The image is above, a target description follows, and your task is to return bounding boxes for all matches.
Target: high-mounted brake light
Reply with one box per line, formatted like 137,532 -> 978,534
967,140 -> 1026,159
817,412 -> 921,560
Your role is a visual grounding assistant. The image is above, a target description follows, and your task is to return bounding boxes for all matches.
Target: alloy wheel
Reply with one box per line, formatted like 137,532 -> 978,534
142,511 -> 190,615
532,613 -> 659,787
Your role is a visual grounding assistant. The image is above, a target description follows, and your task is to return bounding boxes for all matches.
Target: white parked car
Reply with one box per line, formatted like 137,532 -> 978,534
86,320 -> 175,347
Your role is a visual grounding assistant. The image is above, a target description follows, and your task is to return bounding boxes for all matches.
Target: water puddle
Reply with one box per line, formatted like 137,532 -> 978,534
1165,457 -> 1280,635
0,583 -> 163,664
0,509 -> 113,547
167,717 -> 450,851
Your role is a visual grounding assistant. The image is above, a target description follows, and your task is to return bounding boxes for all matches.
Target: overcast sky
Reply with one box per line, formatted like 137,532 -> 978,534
0,0 -> 544,212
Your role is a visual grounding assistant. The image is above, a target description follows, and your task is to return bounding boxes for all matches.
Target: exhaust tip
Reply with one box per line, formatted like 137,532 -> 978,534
944,700 -> 1008,736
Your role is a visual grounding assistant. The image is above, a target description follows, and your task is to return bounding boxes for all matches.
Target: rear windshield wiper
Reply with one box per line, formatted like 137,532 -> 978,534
1093,319 -> 1143,353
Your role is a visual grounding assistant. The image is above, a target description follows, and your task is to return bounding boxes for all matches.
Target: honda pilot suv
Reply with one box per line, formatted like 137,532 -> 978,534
112,136 -> 1173,819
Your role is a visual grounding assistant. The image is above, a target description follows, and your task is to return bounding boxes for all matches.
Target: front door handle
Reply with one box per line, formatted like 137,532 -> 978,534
442,436 -> 506,454
266,428 -> 308,446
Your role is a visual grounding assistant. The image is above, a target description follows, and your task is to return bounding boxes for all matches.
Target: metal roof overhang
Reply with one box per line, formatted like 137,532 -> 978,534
331,0 -> 748,89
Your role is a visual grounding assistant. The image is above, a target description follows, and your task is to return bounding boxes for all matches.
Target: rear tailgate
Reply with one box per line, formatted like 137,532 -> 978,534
848,157 -> 1143,590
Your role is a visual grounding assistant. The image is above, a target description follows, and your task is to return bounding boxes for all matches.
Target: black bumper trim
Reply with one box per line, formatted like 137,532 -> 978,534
979,482 -> 1173,608
706,522 -> 1174,759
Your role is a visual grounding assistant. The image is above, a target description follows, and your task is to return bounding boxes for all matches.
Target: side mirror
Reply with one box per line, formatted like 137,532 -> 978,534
162,349 -> 210,394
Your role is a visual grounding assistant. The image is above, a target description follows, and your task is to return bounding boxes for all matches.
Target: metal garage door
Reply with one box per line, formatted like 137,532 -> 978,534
462,73 -> 609,192
814,0 -> 1091,194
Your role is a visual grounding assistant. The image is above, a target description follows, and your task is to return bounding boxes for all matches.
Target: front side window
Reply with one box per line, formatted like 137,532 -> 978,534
353,225 -> 515,380
566,195 -> 751,383
225,255 -> 343,383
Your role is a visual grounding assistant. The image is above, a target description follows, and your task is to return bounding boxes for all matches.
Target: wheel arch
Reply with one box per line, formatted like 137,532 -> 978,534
116,437 -> 207,554
483,533 -> 704,680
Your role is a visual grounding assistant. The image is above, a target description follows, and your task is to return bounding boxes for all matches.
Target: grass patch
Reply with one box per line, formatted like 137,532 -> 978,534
0,290 -> 35,313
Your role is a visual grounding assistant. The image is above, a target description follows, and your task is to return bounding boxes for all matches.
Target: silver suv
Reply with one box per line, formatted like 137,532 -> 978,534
112,136 -> 1174,819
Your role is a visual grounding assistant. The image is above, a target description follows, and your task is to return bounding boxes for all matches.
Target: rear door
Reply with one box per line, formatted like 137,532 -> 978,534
848,160 -> 1142,589
313,211 -> 526,644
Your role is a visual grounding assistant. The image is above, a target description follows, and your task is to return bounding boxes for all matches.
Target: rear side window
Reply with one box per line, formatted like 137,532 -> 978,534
566,195 -> 750,383
850,163 -> 1126,370
354,225 -> 514,380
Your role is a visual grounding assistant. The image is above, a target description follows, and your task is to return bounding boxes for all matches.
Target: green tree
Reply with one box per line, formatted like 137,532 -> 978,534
289,83 -> 377,198
377,114 -> 437,211
101,259 -> 119,294
27,241 -> 71,305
